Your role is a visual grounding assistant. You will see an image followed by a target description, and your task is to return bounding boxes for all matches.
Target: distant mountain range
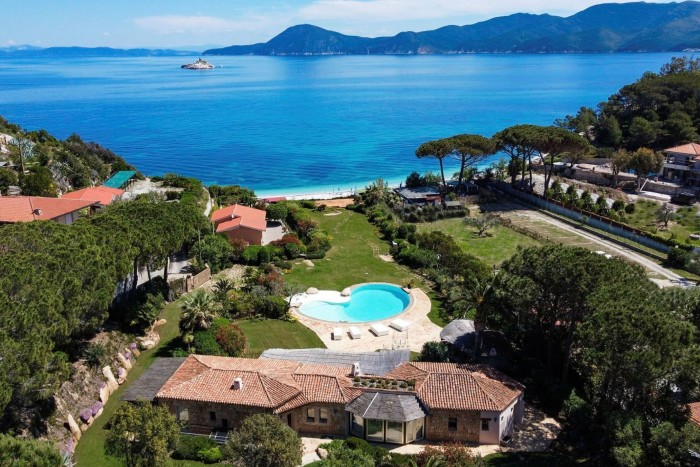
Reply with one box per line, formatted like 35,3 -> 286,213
0,47 -> 197,58
204,1 -> 700,55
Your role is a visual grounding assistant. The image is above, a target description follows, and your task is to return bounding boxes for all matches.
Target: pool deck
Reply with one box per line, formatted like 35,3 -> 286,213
290,287 -> 441,352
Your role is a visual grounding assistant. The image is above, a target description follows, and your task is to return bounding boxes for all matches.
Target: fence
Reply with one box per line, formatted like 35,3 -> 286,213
186,266 -> 211,292
493,182 -> 671,254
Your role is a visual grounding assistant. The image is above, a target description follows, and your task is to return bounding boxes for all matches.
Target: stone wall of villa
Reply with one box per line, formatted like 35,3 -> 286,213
285,403 -> 347,437
425,409 -> 480,443
158,399 -> 269,433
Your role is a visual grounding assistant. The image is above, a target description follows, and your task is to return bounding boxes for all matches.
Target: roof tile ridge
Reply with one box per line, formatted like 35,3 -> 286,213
363,392 -> 380,418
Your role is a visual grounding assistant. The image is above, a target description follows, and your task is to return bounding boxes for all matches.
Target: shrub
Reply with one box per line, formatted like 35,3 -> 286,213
198,447 -> 223,463
242,245 -> 263,264
667,247 -> 691,268
301,200 -> 317,209
258,295 -> 289,319
173,435 -> 220,462
83,343 -> 108,369
193,330 -> 225,356
214,323 -> 247,356
612,199 -> 626,212
224,414 -> 302,467
625,202 -> 636,214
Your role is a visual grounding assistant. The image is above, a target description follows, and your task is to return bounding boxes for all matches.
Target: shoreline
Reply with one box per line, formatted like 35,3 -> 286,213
252,176 -> 406,201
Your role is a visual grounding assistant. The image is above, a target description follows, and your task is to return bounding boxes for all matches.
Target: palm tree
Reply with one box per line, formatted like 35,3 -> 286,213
178,289 -> 217,334
212,277 -> 235,304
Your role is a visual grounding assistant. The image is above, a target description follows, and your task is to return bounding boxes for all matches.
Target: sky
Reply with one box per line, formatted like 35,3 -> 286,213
2,0 -> 681,50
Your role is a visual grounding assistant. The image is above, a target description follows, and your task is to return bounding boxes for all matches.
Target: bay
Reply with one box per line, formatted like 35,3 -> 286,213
0,53 -> 677,196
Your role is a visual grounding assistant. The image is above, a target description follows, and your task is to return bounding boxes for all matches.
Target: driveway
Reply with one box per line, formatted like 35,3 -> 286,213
262,220 -> 285,245
482,200 -> 683,284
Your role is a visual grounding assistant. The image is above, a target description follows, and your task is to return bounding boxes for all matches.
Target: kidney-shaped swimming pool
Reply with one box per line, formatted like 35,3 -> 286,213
299,283 -> 410,323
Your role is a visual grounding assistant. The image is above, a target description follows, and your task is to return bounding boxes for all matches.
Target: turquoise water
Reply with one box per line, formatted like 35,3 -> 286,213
299,283 -> 410,323
0,53 -> 677,195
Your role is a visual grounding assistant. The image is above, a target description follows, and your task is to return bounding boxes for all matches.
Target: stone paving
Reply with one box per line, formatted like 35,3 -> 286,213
290,287 -> 440,352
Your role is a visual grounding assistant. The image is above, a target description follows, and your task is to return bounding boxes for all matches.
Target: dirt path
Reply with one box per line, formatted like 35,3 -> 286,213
482,200 -> 682,283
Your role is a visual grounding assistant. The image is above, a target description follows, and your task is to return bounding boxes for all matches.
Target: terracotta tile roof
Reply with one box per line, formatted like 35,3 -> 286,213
60,185 -> 124,206
156,355 -> 354,413
0,196 -> 96,223
386,362 -> 523,412
211,204 -> 267,233
155,356 -> 524,416
690,402 -> 700,427
665,143 -> 700,157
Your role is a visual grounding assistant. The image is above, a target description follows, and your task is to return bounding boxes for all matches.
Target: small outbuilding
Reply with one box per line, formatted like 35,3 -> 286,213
211,204 -> 267,245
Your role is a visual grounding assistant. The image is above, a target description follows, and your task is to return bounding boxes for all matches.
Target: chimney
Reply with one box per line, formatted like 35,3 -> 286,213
33,208 -> 42,216
352,362 -> 361,377
232,377 -> 243,390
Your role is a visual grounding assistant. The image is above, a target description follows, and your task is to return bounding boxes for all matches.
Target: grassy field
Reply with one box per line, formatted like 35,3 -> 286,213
415,218 -> 541,266
240,318 -> 325,357
284,209 -> 448,326
625,199 -> 700,246
285,209 -> 415,290
74,303 -> 324,466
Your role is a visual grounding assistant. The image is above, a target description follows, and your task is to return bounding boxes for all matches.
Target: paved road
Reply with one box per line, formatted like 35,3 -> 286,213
483,200 -> 683,286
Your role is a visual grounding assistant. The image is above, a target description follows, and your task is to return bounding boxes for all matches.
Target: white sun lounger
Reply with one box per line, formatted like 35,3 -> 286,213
349,326 -> 362,339
332,327 -> 343,340
389,318 -> 411,332
370,323 -> 390,336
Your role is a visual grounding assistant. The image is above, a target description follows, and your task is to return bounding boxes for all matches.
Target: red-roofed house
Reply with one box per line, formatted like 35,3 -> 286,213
211,204 -> 267,245
662,143 -> 700,185
60,185 -> 124,207
0,196 -> 97,224
689,402 -> 700,427
145,355 -> 524,445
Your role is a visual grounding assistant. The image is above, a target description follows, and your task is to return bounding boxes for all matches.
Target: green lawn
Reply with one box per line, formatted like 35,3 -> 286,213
74,304 -> 323,466
285,210 -> 415,290
284,209 -> 446,326
625,199 -> 700,246
74,301 -> 189,467
239,318 -> 325,357
415,218 -> 541,266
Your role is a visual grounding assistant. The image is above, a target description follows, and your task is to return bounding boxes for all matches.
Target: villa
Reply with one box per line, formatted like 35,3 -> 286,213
126,353 -> 525,446
661,142 -> 700,185
0,196 -> 98,224
211,204 -> 267,245
60,185 -> 125,207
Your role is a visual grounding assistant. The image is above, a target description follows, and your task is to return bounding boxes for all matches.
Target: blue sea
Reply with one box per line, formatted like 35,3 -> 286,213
0,53 -> 677,196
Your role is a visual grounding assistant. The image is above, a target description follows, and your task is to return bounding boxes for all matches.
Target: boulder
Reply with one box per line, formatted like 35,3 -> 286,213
317,447 -> 328,459
116,367 -> 127,385
153,319 -> 167,328
306,287 -> 319,294
99,385 -> 110,404
128,344 -> 141,358
341,287 -> 351,297
80,423 -> 88,432
66,414 -> 82,441
140,340 -> 156,350
102,366 -> 119,393
118,353 -> 132,370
